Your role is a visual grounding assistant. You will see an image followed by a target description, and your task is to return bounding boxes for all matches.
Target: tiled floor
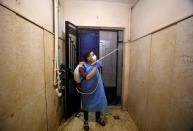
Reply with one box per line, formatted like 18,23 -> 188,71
58,106 -> 139,131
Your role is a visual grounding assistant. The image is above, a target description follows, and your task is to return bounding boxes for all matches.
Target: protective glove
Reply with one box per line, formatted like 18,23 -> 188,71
93,60 -> 102,68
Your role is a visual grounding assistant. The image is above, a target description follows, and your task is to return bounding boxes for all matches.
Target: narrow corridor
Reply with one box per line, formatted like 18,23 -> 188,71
0,0 -> 193,131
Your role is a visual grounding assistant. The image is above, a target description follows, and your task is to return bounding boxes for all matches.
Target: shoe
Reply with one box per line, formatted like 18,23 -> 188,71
96,118 -> 106,126
83,121 -> 89,131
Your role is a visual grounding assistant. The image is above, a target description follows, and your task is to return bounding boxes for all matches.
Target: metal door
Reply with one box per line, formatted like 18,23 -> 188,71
64,21 -> 80,118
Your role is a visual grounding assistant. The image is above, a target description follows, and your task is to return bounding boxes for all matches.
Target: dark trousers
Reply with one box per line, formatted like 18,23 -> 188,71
83,111 -> 100,121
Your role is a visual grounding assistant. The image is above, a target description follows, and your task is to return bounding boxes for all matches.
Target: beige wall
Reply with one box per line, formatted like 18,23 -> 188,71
129,1 -> 193,130
129,35 -> 151,131
131,0 -> 193,40
0,5 -> 64,131
122,43 -> 130,110
0,0 -> 53,32
0,0 -> 65,38
63,0 -> 131,41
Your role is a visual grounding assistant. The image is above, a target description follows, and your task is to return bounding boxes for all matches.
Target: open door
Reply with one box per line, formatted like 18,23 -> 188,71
64,21 -> 80,118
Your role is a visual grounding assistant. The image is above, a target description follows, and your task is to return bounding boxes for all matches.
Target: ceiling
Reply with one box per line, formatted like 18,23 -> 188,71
76,0 -> 139,6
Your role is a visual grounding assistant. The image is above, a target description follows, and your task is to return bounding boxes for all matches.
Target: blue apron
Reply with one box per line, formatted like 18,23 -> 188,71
80,63 -> 108,112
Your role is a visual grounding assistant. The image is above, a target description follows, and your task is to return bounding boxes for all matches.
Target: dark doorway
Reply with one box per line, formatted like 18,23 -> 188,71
78,28 -> 123,105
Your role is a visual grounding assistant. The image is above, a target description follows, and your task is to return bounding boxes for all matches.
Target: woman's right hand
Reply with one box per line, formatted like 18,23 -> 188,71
93,60 -> 102,68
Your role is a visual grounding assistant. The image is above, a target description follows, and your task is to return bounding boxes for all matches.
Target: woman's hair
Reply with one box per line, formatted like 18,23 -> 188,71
83,50 -> 92,62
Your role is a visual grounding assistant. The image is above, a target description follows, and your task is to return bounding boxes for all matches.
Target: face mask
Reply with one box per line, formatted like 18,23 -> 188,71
92,55 -> 97,61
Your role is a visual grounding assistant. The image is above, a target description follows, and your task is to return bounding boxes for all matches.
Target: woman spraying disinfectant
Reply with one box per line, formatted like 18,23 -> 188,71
78,51 -> 108,131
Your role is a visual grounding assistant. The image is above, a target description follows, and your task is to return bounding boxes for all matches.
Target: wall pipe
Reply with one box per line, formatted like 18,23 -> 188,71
54,0 -> 59,88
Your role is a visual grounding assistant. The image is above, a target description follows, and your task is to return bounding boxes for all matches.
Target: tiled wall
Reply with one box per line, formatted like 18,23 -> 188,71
131,0 -> 193,40
0,5 -> 64,131
128,17 -> 193,131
